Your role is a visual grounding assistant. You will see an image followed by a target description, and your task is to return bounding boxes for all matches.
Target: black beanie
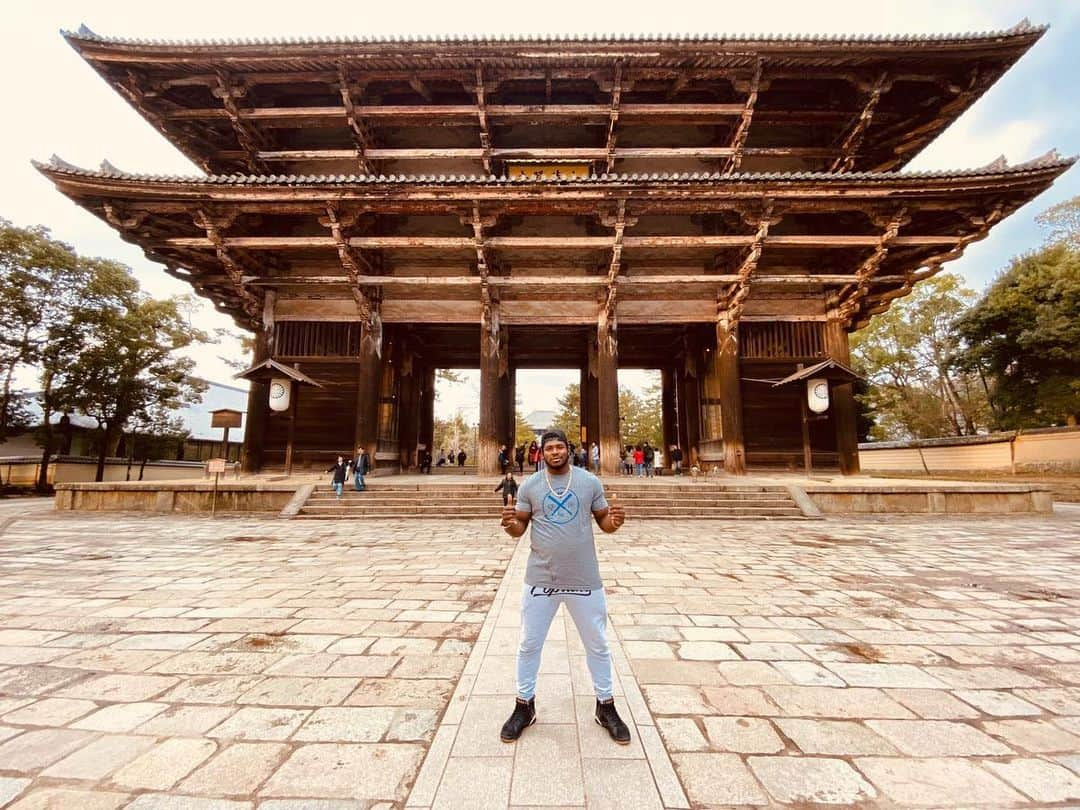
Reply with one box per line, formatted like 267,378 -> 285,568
540,429 -> 569,449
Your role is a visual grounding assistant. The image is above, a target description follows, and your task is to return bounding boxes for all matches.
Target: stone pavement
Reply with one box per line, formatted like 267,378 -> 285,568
0,505 -> 1077,807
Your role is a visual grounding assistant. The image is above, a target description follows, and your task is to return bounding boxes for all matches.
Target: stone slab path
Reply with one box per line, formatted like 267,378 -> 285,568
406,536 -> 687,809
1,505 -> 1080,807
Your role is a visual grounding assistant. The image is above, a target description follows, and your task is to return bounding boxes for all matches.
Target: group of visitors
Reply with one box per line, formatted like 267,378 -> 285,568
436,448 -> 469,467
326,447 -> 371,498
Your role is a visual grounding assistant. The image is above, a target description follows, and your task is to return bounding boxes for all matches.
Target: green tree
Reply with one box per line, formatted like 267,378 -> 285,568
851,273 -> 990,440
1035,195 -> 1080,250
619,381 -> 662,448
433,409 -> 475,462
955,242 -> 1080,428
551,382 -> 581,439
514,401 -> 535,446
0,219 -> 79,442
56,260 -> 208,481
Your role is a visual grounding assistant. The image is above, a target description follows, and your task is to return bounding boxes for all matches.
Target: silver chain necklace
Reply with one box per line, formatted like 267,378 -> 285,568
543,465 -> 573,499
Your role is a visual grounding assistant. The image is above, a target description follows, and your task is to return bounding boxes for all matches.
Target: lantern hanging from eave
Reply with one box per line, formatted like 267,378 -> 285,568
807,378 -> 830,414
269,378 -> 291,412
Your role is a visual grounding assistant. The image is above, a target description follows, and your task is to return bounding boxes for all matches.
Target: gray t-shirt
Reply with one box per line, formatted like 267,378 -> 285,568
515,467 -> 609,589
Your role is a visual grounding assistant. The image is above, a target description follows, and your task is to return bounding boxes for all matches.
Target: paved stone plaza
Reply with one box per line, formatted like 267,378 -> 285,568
0,501 -> 1079,808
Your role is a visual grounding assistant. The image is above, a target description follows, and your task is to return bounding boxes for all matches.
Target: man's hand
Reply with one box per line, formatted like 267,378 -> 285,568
501,505 -> 527,537
607,492 -> 625,530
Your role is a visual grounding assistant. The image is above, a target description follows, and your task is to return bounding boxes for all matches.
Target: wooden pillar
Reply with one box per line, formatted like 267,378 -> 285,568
581,361 -> 600,449
825,318 -> 861,475
717,319 -> 746,475
677,352 -> 702,468
596,328 -> 621,476
496,365 -> 514,451
242,291 -> 274,472
479,321 -> 506,476
661,367 -> 678,471
419,365 -> 436,462
397,355 -> 420,472
354,327 -> 384,471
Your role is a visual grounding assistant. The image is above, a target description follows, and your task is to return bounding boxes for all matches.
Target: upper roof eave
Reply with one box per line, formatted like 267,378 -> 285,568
32,151 -> 1077,189
61,21 -> 1047,54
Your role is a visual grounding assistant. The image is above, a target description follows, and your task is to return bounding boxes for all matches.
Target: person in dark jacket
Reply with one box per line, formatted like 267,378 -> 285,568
327,455 -> 349,499
457,449 -> 467,467
642,442 -> 655,478
352,446 -> 371,492
498,444 -> 510,474
420,450 -> 433,474
494,472 -> 519,506
671,445 -> 684,475
514,444 -> 526,474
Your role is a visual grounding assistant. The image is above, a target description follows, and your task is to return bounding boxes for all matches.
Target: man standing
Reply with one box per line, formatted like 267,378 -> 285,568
352,446 -> 370,491
498,429 -> 631,744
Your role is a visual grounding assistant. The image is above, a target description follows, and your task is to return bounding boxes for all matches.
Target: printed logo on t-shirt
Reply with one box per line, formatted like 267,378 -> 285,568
541,490 -> 580,524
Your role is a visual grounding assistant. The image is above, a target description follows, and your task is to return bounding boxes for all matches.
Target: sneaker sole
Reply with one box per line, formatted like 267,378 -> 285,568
595,716 -> 631,745
500,714 -> 536,743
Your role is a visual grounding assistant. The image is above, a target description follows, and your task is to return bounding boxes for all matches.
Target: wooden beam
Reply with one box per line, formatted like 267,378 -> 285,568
830,72 -> 889,173
166,102 -> 747,122
159,234 -> 964,250
723,59 -> 763,175
337,63 -> 375,173
722,206 -> 776,328
246,145 -> 838,162
239,272 -> 886,287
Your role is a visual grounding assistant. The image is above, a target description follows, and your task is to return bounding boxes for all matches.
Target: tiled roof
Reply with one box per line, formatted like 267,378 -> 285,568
34,151 -> 1076,186
63,21 -> 1046,48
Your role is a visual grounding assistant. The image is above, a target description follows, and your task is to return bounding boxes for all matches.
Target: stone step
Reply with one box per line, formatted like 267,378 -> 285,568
298,505 -> 805,518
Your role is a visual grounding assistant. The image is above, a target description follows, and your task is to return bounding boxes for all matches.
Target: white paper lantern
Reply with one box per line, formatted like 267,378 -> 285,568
807,378 -> 829,414
268,377 -> 291,412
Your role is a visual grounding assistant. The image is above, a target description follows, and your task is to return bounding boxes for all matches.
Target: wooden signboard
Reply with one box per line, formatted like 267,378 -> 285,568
207,458 -> 228,474
211,409 -> 243,429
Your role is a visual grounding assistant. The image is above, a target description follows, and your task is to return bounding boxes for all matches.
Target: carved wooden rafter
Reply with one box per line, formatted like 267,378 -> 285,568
850,204 -> 1005,329
337,63 -> 376,174
723,59 -> 764,175
474,64 -> 494,173
604,61 -> 624,173
835,207 -> 909,320
470,202 -> 502,359
212,71 -> 267,173
830,72 -> 890,173
322,204 -> 383,354
192,209 -> 261,320
722,204 -> 778,328
597,199 -> 629,355
116,71 -> 215,173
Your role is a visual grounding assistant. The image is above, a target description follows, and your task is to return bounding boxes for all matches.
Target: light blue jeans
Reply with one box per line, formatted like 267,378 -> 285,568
516,585 -> 612,701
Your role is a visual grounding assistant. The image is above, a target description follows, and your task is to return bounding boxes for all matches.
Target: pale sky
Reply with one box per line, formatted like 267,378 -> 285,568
3,1 -> 1077,424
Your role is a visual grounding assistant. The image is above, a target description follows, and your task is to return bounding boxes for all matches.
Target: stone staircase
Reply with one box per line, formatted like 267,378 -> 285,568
291,480 -> 816,520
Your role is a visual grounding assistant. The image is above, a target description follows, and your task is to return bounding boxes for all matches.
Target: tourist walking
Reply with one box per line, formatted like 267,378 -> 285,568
633,445 -> 645,476
457,449 -> 467,467
352,446 -> 371,491
528,440 -> 540,472
515,444 -> 526,474
643,442 -> 655,478
493,471 -> 519,506
420,449 -> 433,474
498,444 -> 510,474
671,445 -> 683,475
326,455 -> 349,499
498,429 -> 629,745
590,441 -> 600,474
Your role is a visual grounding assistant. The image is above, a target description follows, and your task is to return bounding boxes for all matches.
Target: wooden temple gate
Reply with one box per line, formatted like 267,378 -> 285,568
37,24 -> 1073,476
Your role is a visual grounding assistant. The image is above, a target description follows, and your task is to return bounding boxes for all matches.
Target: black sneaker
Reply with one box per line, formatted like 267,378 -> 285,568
500,697 -> 536,742
595,698 -> 631,745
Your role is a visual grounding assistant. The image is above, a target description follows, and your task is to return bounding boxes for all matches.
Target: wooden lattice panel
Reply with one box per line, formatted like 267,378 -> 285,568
740,322 -> 825,359
275,322 -> 362,357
